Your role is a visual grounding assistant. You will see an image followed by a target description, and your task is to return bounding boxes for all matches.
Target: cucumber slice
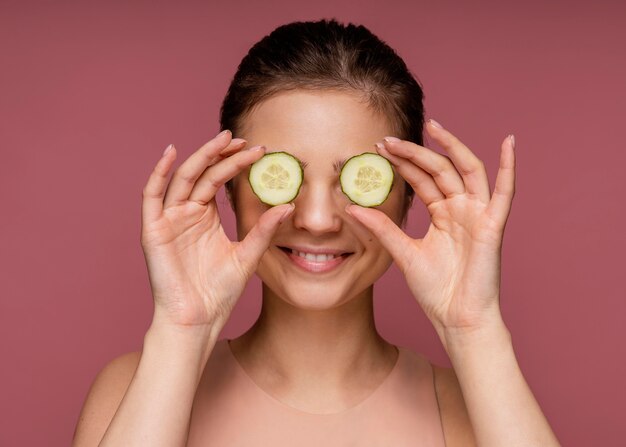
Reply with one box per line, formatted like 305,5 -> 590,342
248,151 -> 303,206
340,153 -> 394,207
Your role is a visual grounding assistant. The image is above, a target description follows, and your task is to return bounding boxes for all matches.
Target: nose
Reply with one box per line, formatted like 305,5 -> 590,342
291,182 -> 343,236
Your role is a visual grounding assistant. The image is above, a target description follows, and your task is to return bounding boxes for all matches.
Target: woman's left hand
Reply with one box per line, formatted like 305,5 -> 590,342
346,119 -> 516,343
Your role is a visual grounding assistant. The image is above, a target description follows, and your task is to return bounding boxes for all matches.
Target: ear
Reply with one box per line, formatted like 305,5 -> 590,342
400,181 -> 415,228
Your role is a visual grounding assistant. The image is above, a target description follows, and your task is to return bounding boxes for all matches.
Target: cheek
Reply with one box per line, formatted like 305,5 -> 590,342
359,236 -> 395,290
365,235 -> 393,263
233,180 -> 270,240
376,179 -> 406,226
352,222 -> 393,272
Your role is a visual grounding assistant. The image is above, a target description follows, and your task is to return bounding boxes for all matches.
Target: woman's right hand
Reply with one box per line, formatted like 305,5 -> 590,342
140,130 -> 294,329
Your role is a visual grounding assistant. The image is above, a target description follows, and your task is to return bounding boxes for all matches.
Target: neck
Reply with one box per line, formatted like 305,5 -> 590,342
231,283 -> 396,388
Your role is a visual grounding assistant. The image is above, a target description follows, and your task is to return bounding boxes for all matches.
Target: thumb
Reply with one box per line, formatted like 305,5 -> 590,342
234,203 -> 295,276
346,204 -> 415,273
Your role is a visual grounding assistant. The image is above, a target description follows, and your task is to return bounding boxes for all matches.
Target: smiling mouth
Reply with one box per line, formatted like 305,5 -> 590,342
277,246 -> 354,273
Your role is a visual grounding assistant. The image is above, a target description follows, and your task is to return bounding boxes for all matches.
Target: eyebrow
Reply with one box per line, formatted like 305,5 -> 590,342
264,150 -> 349,174
299,157 -> 348,173
333,158 -> 348,173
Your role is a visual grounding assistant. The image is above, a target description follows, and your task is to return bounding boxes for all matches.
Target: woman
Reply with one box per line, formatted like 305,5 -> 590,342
73,19 -> 560,446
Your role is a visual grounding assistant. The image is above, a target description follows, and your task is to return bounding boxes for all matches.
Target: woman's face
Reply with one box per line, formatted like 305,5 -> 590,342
231,89 -> 407,309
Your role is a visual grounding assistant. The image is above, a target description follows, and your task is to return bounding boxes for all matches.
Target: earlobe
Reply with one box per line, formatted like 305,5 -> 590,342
226,190 -> 235,212
225,186 -> 235,211
399,180 -> 415,228
400,186 -> 414,228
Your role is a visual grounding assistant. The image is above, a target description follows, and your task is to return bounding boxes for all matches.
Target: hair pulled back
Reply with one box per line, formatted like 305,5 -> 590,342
220,18 -> 425,222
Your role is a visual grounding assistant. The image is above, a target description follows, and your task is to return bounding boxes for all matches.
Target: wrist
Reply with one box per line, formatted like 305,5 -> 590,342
444,315 -> 510,346
435,306 -> 510,354
441,315 -> 513,367
143,317 -> 224,380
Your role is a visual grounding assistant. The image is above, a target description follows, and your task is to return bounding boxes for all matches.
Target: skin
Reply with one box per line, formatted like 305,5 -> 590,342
73,89 -> 560,446
227,89 -> 408,412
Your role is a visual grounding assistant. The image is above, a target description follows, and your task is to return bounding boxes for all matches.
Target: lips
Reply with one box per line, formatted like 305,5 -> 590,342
277,246 -> 354,273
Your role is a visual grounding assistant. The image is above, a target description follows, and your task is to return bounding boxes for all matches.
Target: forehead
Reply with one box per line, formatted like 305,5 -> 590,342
239,89 -> 395,164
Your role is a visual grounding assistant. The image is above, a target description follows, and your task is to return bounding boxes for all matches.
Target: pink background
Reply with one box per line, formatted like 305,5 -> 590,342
1,1 -> 624,445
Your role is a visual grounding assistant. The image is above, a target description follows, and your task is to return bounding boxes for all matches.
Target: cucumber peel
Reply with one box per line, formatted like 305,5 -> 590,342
340,153 -> 394,207
248,151 -> 303,206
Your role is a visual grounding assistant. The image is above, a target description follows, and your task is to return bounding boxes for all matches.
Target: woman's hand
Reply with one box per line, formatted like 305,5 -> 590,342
140,130 -> 294,328
346,119 -> 515,341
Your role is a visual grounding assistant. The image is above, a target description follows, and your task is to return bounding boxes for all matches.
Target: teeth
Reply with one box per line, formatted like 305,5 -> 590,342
291,249 -> 336,262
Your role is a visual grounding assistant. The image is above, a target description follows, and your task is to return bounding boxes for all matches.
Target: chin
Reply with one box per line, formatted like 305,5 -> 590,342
255,248 -> 389,309
261,280 -> 371,311
284,296 -> 349,311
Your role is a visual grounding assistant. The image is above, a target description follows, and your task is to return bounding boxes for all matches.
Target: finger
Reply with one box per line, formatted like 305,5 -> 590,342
375,143 -> 445,207
485,135 -> 515,228
216,138 -> 248,158
188,145 -> 266,206
163,130 -> 238,208
234,203 -> 295,276
382,136 -> 466,198
345,204 -> 417,274
141,144 -> 177,223
201,137 -> 248,170
425,119 -> 491,203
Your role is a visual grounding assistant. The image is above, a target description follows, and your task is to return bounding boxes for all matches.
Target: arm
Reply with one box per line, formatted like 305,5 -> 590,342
73,130 -> 293,446
72,323 -> 221,446
434,365 -> 477,447
443,316 -> 559,446
98,323 -> 221,446
73,352 -> 141,446
347,119 -> 560,446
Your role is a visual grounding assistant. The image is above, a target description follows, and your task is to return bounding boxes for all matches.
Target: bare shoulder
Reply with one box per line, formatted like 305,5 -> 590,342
432,364 -> 477,447
72,351 -> 141,446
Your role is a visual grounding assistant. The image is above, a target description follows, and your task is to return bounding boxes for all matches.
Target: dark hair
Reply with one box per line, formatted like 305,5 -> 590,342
220,18 -> 424,225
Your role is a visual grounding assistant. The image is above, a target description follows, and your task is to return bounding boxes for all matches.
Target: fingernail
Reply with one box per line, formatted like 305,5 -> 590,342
163,144 -> 175,156
247,144 -> 265,152
428,119 -> 444,129
230,138 -> 247,146
279,203 -> 295,222
509,134 -> 515,149
374,142 -> 385,151
216,129 -> 231,138
383,136 -> 401,143
345,204 -> 354,215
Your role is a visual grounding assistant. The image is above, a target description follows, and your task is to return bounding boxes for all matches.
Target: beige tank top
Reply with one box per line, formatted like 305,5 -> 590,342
188,338 -> 446,446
